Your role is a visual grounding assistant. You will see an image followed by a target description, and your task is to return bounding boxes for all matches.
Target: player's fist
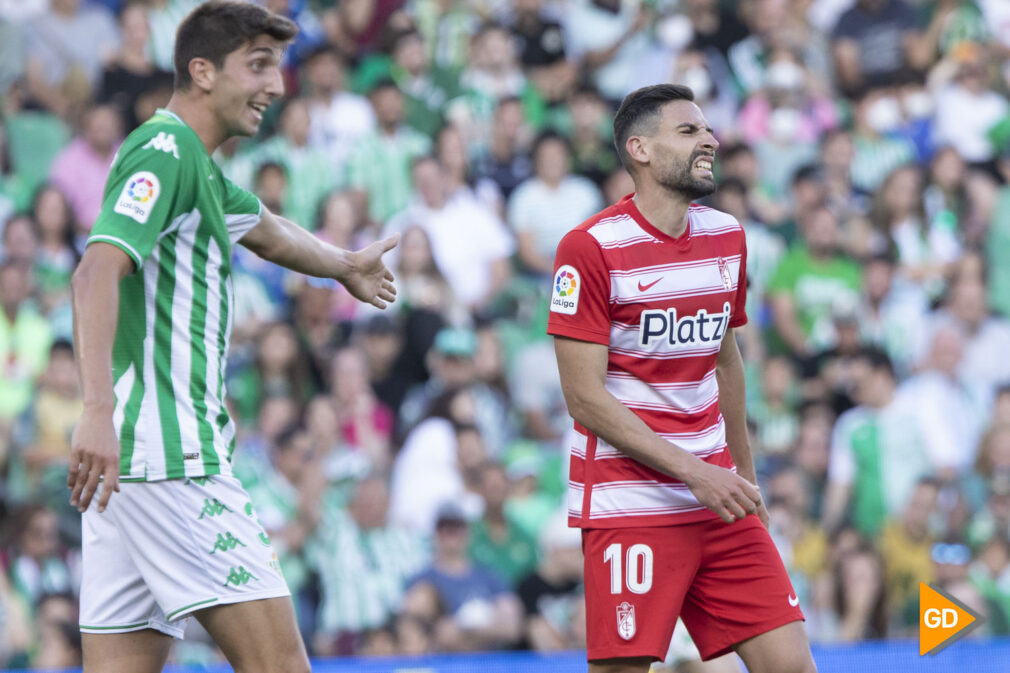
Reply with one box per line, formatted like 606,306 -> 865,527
68,406 -> 121,513
682,459 -> 761,524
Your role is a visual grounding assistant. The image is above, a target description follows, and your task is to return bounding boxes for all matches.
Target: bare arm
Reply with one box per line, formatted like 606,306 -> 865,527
516,231 -> 555,276
68,243 -> 133,513
553,336 -> 761,523
832,39 -> 863,94
239,208 -> 398,309
716,328 -> 768,527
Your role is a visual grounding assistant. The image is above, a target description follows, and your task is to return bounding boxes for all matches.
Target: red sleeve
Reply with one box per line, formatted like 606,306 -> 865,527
546,229 -> 611,345
729,227 -> 749,328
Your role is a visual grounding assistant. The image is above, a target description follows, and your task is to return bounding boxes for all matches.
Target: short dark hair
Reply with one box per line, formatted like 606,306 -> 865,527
174,0 -> 298,90
612,84 -> 694,170
532,130 -> 572,160
857,346 -> 895,378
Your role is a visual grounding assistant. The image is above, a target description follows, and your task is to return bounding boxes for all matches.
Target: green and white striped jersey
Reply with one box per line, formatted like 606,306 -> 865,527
88,109 -> 262,482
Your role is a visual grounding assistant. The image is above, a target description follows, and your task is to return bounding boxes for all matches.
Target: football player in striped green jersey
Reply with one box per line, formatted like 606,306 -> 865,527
67,2 -> 397,672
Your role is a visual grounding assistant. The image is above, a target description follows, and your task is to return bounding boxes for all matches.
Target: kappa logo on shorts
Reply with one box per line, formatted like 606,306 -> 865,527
616,601 -> 637,640
198,498 -> 231,519
209,532 -> 247,554
223,565 -> 259,587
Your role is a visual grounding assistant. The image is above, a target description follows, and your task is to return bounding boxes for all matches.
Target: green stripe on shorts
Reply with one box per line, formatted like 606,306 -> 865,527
165,596 -> 219,621
80,620 -> 150,631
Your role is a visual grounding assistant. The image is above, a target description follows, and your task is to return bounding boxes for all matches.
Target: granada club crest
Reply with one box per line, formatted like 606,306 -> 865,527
717,257 -> 733,290
616,601 -> 636,640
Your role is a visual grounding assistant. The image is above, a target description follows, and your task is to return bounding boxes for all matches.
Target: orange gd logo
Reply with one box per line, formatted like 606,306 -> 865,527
919,583 -> 985,655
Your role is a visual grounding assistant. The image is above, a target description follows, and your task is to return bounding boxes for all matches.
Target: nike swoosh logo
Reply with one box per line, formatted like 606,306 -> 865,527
788,594 -> 799,607
637,277 -> 662,292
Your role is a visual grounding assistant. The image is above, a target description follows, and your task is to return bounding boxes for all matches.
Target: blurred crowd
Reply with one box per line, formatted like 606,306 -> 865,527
2,0 -> 1010,669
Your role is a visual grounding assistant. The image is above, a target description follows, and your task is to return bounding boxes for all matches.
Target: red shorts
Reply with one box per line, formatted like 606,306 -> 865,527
581,515 -> 804,662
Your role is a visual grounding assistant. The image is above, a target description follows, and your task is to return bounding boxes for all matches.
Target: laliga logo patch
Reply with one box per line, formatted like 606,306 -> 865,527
718,256 -> 733,291
616,601 -> 636,640
551,265 -> 580,315
113,171 -> 161,224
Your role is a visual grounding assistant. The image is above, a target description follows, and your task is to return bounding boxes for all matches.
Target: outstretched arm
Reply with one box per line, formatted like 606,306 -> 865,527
69,243 -> 133,513
239,208 -> 398,309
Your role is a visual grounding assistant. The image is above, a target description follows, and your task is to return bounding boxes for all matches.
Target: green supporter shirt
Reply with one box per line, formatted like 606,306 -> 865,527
767,245 -> 862,351
87,109 -> 263,482
468,517 -> 538,587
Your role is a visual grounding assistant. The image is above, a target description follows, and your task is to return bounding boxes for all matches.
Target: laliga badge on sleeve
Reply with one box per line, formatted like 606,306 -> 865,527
551,265 -> 581,315
113,171 -> 161,224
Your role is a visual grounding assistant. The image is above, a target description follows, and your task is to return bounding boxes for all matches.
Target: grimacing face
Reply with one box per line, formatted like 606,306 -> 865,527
635,100 -> 719,201
211,35 -> 287,138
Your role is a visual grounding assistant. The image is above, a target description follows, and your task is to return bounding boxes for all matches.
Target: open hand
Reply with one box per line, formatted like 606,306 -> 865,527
68,407 -> 121,513
683,460 -> 762,524
342,235 -> 399,309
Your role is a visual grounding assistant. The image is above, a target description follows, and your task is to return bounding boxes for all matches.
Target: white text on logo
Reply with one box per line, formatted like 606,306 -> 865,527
638,301 -> 731,347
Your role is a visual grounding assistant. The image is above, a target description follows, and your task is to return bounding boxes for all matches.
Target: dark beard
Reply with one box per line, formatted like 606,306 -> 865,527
658,150 -> 717,201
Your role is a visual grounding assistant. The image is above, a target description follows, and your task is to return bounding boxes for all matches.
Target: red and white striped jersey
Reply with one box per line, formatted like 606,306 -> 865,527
548,193 -> 748,529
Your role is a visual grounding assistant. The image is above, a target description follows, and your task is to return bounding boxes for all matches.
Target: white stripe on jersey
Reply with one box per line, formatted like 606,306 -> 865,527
570,425 -> 727,461
172,212 -> 204,478
587,214 -> 658,249
225,212 -> 260,245
568,480 -> 584,519
605,370 -> 718,415
136,249 -> 165,477
611,255 -> 741,305
204,237 -> 230,471
218,275 -> 237,464
588,480 -> 708,519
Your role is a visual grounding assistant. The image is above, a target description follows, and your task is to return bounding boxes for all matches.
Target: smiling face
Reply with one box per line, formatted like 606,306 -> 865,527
631,100 -> 719,200
208,35 -> 286,138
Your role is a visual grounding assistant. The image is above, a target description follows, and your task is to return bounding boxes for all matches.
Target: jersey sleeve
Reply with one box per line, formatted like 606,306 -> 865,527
221,176 -> 263,245
87,140 -> 188,270
546,229 -> 611,345
729,227 -> 749,328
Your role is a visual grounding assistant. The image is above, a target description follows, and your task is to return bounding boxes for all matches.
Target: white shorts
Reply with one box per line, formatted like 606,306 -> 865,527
79,474 -> 290,638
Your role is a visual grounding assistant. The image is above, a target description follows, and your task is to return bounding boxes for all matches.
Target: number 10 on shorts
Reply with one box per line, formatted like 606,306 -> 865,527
604,543 -> 654,594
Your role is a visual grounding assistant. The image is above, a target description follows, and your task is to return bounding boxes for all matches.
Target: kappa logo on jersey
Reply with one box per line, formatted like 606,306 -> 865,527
551,265 -> 581,315
718,257 -> 733,290
639,301 -> 732,347
616,601 -> 636,640
142,132 -> 180,159
113,171 -> 161,224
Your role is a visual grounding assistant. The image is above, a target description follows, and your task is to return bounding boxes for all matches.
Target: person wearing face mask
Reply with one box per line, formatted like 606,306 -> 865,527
849,87 -> 918,194
670,47 -> 739,139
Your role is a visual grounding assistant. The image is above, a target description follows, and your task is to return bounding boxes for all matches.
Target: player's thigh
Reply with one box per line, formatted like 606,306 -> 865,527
733,621 -> 816,673
194,596 -> 310,673
680,516 -> 804,661
675,653 -> 741,673
82,630 -> 172,673
588,656 -> 654,673
582,525 -> 702,664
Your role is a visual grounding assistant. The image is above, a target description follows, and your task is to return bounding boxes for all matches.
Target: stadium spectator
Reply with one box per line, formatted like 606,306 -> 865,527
24,0 -> 120,118
516,511 -> 585,651
895,325 -> 986,474
768,206 -> 863,356
329,345 -> 394,472
385,156 -> 514,310
509,0 -> 576,105
48,105 -> 123,233
0,260 -> 52,424
399,500 -> 523,652
385,28 -> 461,138
831,0 -> 925,96
472,97 -> 534,206
311,474 -> 428,655
822,348 -> 932,537
302,47 -> 375,169
508,131 -> 603,276
879,477 -> 941,628
345,79 -> 431,226
97,2 -> 173,131
467,461 -> 538,587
